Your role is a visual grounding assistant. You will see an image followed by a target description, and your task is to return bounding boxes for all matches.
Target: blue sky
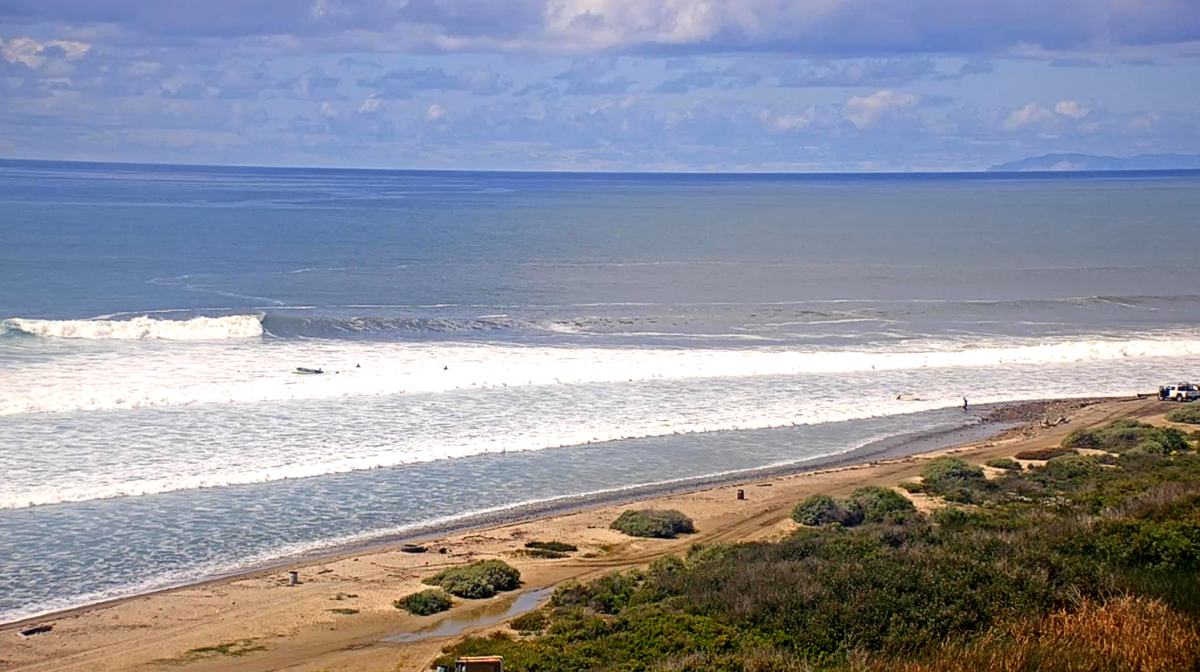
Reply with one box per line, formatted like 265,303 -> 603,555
2,0 -> 1198,171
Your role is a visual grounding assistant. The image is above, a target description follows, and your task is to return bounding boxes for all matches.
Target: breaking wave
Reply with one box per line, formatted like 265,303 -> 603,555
2,315 -> 264,340
260,314 -> 521,337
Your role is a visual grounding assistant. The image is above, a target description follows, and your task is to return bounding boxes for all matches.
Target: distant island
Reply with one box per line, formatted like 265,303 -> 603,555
989,153 -> 1200,172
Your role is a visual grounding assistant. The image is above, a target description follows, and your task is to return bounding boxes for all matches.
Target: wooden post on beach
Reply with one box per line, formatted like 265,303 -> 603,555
736,489 -> 745,500
288,571 -> 298,586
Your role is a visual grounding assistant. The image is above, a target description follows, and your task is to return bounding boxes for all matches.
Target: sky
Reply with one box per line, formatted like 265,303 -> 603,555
1,0 -> 1199,171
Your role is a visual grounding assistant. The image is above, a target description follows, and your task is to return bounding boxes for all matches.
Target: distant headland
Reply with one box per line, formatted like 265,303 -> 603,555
989,152 -> 1200,172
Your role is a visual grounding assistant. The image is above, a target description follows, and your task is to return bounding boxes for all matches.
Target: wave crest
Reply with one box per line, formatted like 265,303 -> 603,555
3,315 -> 264,340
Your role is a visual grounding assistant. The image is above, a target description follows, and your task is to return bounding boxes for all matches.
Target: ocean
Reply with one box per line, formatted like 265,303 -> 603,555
2,159 -> 1200,623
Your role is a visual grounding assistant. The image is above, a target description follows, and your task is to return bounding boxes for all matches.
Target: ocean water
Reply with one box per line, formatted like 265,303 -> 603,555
2,160 -> 1200,623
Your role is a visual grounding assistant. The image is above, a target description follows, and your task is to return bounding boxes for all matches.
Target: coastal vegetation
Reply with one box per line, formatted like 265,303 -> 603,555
509,609 -> 549,634
422,560 -> 522,599
610,509 -> 695,538
985,457 -> 1022,470
791,493 -> 856,526
524,540 -> 578,553
921,456 -> 985,484
440,420 -> 1200,671
153,639 -> 266,664
1062,419 -> 1190,454
1167,404 -> 1200,424
395,589 -> 453,616
520,540 -> 579,558
1013,447 -> 1075,460
792,486 -> 916,528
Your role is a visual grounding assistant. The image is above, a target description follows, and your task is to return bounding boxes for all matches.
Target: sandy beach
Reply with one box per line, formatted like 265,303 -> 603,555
0,395 -> 1182,672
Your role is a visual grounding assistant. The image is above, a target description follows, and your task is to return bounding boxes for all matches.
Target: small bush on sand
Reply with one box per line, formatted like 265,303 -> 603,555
898,481 -> 926,493
1015,447 -> 1077,460
395,589 -> 452,616
985,457 -> 1021,471
922,456 -> 985,484
849,486 -> 916,524
1166,405 -> 1200,425
423,560 -> 521,599
521,548 -> 568,559
611,509 -> 695,538
524,540 -> 577,553
792,494 -> 860,527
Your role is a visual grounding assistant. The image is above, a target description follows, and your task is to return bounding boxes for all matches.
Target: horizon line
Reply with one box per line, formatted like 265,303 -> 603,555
3,156 -> 1200,179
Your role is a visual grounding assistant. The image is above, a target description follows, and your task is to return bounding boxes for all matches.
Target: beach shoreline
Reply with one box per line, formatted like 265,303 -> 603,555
0,395 -> 1168,672
0,402 -> 1022,631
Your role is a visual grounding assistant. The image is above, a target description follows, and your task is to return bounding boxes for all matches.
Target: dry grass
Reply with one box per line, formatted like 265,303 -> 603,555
864,597 -> 1199,672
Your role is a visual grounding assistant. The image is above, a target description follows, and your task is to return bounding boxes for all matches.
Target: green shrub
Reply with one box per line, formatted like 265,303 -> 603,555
986,458 -> 1022,471
1062,428 -> 1104,449
898,481 -> 926,493
1015,447 -> 1077,460
849,486 -> 916,524
1038,454 -> 1102,482
524,540 -> 577,553
423,560 -> 521,599
521,548 -> 568,559
610,509 -> 695,538
931,506 -> 987,528
941,488 -> 979,505
922,456 -> 985,484
439,575 -> 496,599
394,589 -> 452,616
1166,405 -> 1200,425
551,571 -> 646,614
1063,420 -> 1190,455
509,609 -> 549,633
792,494 -> 858,527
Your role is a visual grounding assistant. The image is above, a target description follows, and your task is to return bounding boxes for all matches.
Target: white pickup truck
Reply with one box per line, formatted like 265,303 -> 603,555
1159,383 -> 1200,402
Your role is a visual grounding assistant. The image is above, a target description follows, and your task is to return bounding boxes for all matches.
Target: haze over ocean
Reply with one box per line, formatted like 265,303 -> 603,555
2,160 -> 1200,622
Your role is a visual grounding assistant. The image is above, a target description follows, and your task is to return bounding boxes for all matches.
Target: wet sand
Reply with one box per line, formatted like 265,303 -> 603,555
0,396 -> 1175,672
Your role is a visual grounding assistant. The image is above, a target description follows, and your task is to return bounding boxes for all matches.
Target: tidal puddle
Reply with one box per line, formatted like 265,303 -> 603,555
384,587 -> 554,644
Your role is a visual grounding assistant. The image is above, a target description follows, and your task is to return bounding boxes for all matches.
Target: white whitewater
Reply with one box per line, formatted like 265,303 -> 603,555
3,314 -> 264,340
3,327 -> 1200,416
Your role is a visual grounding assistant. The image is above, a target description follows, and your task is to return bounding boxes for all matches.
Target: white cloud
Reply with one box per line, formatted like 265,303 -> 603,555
49,40 -> 91,60
841,90 -> 918,129
760,107 -> 815,132
319,101 -> 337,118
1004,99 -> 1089,131
0,37 -> 90,69
1003,102 -> 1055,130
425,103 -> 447,121
774,114 -> 812,131
1054,100 -> 1089,119
359,95 -> 381,114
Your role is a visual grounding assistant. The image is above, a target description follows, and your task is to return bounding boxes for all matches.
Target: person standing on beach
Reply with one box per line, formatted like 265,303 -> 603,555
963,397 -> 969,411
